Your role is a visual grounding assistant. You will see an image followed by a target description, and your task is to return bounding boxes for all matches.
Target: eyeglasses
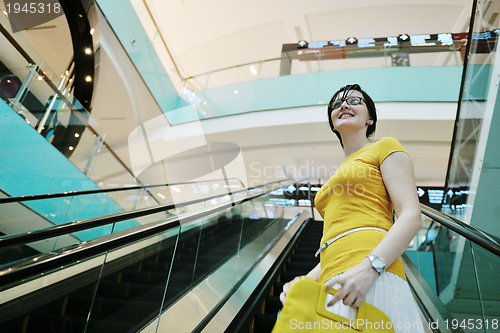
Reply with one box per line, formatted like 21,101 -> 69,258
329,96 -> 364,110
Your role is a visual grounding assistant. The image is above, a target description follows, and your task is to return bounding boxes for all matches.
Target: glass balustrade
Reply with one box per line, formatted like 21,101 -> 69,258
442,0 -> 500,219
0,178 -> 248,265
181,34 -> 468,91
0,181 -> 303,333
405,211 -> 500,333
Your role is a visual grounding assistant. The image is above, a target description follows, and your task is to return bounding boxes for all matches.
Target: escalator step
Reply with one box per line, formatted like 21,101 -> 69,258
274,281 -> 285,296
291,253 -> 317,262
265,295 -> 283,313
281,270 -> 305,282
89,298 -> 159,324
26,313 -> 87,333
293,247 -> 317,256
286,261 -> 317,272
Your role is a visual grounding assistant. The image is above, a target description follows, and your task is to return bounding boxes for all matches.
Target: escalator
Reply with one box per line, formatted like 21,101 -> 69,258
225,204 -> 500,333
0,179 -> 310,332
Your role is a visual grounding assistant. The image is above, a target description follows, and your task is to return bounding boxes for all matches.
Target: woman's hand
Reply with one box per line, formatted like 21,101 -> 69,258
279,276 -> 303,305
324,258 -> 379,308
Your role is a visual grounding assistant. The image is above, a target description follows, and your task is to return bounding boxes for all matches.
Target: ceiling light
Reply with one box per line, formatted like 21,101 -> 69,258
85,76 -> 92,82
203,101 -> 207,105
234,90 -> 238,94
2,10 -> 7,16
85,48 -> 92,54
172,186 -> 180,193
69,146 -> 74,150
75,133 -> 80,138
250,66 -> 257,75
37,76 -> 43,81
90,28 -> 95,35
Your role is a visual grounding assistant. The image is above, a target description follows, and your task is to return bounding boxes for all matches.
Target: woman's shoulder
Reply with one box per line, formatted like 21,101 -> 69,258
375,137 -> 402,146
373,137 -> 405,149
373,137 -> 407,160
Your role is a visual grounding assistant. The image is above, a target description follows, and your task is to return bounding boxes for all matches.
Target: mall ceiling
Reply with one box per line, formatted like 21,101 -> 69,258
142,0 -> 475,83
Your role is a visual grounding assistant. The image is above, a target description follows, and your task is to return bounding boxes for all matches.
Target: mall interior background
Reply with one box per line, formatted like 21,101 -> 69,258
1,0 -> 500,332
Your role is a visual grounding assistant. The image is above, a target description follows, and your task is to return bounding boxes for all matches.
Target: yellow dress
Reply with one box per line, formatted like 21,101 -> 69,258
314,137 -> 408,284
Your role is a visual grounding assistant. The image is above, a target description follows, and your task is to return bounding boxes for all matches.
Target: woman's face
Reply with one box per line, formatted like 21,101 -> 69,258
330,90 -> 371,133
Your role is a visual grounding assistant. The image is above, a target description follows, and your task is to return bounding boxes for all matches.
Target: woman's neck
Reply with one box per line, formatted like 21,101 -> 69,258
341,131 -> 371,159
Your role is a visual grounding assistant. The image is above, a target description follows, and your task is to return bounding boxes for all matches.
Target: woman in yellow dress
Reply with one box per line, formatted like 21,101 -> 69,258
280,84 -> 425,332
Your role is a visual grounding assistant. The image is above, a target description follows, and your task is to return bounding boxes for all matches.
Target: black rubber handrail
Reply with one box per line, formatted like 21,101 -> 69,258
0,178 -> 245,204
0,179 -> 292,249
0,180 -> 293,287
420,203 -> 500,256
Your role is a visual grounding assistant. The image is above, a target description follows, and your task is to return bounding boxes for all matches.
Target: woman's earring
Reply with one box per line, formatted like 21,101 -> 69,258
367,120 -> 374,125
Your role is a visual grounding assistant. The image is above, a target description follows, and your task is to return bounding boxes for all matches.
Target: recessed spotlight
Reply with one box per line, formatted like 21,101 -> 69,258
90,28 -> 95,35
234,90 -> 238,94
75,133 -> 80,138
37,76 -> 43,81
85,76 -> 92,82
69,146 -> 74,150
85,48 -> 92,54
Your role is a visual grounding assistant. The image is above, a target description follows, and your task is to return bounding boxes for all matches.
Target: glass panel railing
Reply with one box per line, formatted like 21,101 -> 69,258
0,11 -> 144,202
85,225 -> 180,332
179,34 -> 468,91
0,180 -> 302,333
405,208 -> 500,333
0,178 -> 246,267
442,0 -> 499,219
470,243 -> 500,333
0,225 -> 180,333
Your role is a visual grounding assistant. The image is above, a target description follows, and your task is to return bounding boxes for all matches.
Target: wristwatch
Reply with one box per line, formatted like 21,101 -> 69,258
366,254 -> 385,274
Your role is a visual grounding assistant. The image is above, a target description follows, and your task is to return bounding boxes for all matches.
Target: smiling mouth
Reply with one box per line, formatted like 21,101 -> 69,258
339,112 -> 354,119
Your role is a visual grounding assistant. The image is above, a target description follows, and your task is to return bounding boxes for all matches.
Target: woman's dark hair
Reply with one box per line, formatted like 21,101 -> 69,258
327,84 -> 377,148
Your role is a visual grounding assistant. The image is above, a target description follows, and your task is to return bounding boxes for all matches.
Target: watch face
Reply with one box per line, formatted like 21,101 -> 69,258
372,257 -> 384,270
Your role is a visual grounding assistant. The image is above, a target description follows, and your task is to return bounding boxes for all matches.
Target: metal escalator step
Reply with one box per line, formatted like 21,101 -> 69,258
88,297 -> 160,324
281,270 -> 306,282
96,282 -> 165,303
292,247 -> 317,256
25,313 -> 88,333
254,313 -> 278,333
285,261 -> 318,272
274,281 -> 286,294
265,295 -> 283,314
291,253 -> 317,262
